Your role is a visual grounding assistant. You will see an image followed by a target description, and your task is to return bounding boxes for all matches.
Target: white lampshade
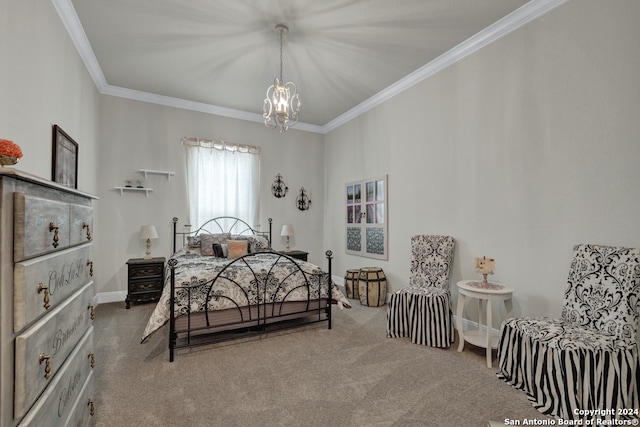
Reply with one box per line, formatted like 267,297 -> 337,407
280,224 -> 294,237
139,225 -> 158,240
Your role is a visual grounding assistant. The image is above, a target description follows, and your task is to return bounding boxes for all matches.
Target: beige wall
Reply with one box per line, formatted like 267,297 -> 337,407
96,96 -> 325,295
0,2 -> 100,194
324,0 -> 640,323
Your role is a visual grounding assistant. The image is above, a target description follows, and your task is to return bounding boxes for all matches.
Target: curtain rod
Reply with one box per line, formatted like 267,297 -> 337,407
181,137 -> 261,154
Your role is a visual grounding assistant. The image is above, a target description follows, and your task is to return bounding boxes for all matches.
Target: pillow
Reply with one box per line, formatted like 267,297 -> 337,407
230,234 -> 270,253
187,235 -> 201,248
200,233 -> 231,256
212,243 -> 224,258
227,240 -> 248,259
247,235 -> 270,253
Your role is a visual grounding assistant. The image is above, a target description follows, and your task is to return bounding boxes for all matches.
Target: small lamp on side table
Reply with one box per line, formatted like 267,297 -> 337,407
281,224 -> 294,252
139,225 -> 158,259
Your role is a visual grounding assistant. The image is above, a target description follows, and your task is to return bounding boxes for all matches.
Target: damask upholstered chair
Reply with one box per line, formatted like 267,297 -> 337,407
387,235 -> 455,347
497,244 -> 640,421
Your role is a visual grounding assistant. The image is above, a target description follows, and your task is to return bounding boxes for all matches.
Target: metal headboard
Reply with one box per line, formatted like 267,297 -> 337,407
172,217 -> 272,253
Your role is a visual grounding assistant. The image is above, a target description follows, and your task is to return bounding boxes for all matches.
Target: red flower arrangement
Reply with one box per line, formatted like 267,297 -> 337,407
0,139 -> 23,159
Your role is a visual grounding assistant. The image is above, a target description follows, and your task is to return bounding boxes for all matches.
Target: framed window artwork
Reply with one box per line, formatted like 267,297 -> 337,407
52,125 -> 78,189
345,174 -> 388,260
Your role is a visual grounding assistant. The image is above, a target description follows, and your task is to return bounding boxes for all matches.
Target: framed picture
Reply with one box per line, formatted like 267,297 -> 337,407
345,174 -> 388,260
52,125 -> 78,189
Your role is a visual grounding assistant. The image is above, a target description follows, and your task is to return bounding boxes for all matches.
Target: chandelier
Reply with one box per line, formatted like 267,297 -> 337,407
263,24 -> 301,132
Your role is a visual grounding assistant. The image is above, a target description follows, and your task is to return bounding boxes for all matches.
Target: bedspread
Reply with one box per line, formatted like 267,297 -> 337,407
141,248 -> 350,342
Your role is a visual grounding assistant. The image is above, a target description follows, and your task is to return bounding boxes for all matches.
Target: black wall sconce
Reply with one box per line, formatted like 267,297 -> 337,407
271,173 -> 288,198
296,187 -> 312,211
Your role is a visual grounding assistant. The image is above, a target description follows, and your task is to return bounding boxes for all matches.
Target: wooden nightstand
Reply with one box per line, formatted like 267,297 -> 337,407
126,257 -> 166,309
279,250 -> 308,262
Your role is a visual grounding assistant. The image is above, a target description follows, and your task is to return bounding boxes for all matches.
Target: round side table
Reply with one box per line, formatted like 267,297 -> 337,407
456,280 -> 514,368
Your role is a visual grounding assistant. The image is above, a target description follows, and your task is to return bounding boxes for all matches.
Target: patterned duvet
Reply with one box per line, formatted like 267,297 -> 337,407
141,247 -> 349,342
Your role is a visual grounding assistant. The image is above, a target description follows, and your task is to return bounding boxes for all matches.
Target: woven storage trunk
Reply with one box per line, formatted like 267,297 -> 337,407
358,267 -> 387,307
344,269 -> 360,299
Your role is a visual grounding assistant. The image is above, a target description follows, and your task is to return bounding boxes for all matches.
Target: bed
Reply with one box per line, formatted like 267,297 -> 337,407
141,216 -> 350,361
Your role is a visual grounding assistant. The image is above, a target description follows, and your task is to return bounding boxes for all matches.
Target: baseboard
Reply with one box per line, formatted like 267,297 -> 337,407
93,290 -> 126,306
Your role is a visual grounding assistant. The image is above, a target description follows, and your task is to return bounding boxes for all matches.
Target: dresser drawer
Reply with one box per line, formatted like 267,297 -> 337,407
14,244 -> 94,332
17,327 -> 94,425
14,193 -> 71,261
60,371 -> 94,427
14,282 -> 94,418
69,204 -> 93,246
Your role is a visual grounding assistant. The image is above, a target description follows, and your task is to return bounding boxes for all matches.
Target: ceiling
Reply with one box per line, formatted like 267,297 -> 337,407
56,0 -> 565,133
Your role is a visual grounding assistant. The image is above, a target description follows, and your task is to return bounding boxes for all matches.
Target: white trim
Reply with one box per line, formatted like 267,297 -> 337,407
93,290 -> 126,307
321,0 -> 569,133
53,0 -> 568,135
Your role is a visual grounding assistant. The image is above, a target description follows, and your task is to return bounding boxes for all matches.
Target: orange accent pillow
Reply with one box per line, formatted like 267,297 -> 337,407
227,240 -> 248,259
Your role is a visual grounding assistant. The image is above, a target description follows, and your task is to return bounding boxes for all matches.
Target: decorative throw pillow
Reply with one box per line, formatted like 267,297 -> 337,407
200,233 -> 231,256
230,235 -> 270,253
227,240 -> 248,259
247,235 -> 270,252
212,243 -> 224,258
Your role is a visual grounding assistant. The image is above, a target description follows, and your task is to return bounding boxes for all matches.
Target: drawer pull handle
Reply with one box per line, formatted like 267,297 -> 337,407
88,304 -> 95,320
37,283 -> 51,309
87,260 -> 94,277
88,352 -> 95,368
48,223 -> 59,248
82,222 -> 92,240
39,353 -> 51,380
87,399 -> 95,416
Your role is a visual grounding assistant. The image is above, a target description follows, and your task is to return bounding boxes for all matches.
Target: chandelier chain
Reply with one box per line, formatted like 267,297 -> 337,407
279,28 -> 284,82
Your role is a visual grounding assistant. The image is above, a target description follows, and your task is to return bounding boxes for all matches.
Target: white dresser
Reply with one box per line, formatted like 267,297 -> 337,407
0,169 -> 97,427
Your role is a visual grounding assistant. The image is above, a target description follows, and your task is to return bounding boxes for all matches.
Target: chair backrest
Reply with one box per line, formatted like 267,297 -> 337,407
561,244 -> 640,341
409,235 -> 455,290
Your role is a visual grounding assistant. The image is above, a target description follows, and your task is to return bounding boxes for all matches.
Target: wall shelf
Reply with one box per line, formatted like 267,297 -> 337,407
139,169 -> 175,180
114,187 -> 153,197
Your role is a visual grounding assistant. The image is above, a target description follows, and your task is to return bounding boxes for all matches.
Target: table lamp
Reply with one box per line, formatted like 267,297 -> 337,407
139,225 -> 158,259
475,256 -> 495,284
281,224 -> 294,252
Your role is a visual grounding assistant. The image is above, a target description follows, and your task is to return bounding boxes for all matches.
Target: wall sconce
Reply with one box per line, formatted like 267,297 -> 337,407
296,187 -> 311,211
271,173 -> 288,198
139,225 -> 159,259
281,224 -> 294,252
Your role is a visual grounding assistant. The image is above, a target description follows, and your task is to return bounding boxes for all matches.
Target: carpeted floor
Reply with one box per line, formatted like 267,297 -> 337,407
92,300 -> 551,426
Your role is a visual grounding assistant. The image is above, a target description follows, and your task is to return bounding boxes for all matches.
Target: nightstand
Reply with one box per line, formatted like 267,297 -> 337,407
126,257 -> 166,309
279,250 -> 308,262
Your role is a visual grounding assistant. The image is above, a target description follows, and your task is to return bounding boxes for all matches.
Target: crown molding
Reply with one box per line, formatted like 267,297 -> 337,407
322,0 -> 569,133
53,0 -> 568,135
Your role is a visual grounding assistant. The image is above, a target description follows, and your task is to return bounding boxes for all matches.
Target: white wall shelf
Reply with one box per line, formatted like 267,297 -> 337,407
139,169 -> 175,180
114,187 -> 153,197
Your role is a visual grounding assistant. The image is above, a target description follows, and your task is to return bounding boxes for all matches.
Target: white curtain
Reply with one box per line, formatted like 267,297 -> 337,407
183,137 -> 261,231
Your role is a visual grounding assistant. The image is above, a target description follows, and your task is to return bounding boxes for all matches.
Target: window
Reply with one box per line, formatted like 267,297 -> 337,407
346,175 -> 388,260
184,138 -> 261,230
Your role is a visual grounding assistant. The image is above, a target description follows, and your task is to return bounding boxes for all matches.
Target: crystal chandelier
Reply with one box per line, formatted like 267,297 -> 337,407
263,24 -> 301,132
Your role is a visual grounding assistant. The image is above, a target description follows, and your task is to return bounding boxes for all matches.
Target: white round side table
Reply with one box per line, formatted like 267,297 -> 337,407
456,280 -> 514,368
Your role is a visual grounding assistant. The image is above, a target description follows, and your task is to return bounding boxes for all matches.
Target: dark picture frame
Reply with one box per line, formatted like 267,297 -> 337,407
52,125 -> 78,189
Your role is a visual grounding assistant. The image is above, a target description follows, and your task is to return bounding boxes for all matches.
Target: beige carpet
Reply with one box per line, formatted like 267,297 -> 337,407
92,300 -> 550,426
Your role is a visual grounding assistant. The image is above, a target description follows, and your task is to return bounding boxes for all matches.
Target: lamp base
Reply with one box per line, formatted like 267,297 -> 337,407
144,239 -> 152,259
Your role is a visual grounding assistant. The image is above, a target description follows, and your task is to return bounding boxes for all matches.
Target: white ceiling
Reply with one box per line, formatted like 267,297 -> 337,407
56,0 -> 566,133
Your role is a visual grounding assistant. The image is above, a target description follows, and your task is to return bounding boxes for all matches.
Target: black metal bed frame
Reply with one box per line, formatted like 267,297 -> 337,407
168,217 -> 333,362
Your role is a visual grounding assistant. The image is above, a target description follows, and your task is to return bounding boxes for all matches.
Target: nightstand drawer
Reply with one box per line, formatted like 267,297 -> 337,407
129,279 -> 164,294
129,263 -> 163,279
